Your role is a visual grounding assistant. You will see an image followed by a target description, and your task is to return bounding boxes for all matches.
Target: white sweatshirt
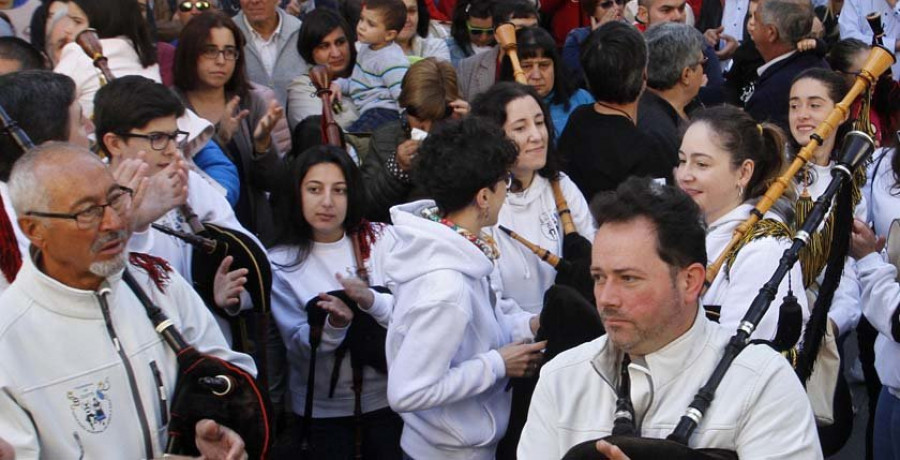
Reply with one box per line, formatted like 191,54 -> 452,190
269,226 -> 396,418
856,253 -> 900,398
486,174 -> 595,313
379,200 -> 535,460
703,204 -> 810,340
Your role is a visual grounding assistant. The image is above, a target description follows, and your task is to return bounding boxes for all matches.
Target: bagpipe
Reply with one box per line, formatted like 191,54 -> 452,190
561,38 -> 894,460
74,29 -> 275,375
297,64 -> 391,459
123,268 -> 270,459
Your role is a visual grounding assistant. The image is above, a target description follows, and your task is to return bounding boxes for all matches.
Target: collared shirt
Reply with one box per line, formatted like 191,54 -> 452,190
721,0 -> 750,43
756,50 -> 796,76
242,10 -> 283,77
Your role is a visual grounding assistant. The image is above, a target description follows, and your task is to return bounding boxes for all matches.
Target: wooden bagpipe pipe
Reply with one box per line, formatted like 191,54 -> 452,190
74,28 -> 275,361
295,64 -> 392,459
560,41 -> 893,460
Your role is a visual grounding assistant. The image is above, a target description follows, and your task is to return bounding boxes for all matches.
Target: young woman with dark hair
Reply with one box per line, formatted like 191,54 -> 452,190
52,0 -> 158,117
173,10 -> 285,243
499,27 -> 594,137
675,104 -> 809,340
445,0 -> 494,66
381,116 -> 542,459
286,7 -> 359,131
268,145 -> 403,459
472,82 -> 595,314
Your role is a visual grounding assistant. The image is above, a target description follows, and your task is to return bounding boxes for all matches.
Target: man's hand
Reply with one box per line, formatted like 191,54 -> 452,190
111,155 -> 150,229
395,139 -> 420,171
213,256 -> 248,314
498,340 -> 547,378
703,26 -> 723,47
591,7 -> 619,29
252,100 -> 284,154
595,440 -> 631,460
796,38 -> 817,52
317,292 -> 354,328
218,96 -> 250,145
448,99 -> 469,119
131,159 -> 189,232
285,0 -> 303,16
715,34 -> 738,60
850,219 -> 885,260
195,419 -> 248,460
335,272 -> 375,310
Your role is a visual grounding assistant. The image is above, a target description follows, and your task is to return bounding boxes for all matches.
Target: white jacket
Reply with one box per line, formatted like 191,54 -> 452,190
518,307 -> 822,459
856,253 -> 900,397
0,254 -> 255,459
703,204 -> 809,340
269,227 -> 396,418
486,174 -> 595,313
379,200 -> 535,460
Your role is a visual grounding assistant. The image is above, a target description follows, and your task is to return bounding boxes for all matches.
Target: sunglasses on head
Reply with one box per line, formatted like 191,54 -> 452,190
598,0 -> 626,8
178,1 -> 211,12
466,23 -> 494,36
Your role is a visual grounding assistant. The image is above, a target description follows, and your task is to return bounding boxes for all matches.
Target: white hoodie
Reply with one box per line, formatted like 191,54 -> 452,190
378,200 -> 535,460
487,174 -> 595,313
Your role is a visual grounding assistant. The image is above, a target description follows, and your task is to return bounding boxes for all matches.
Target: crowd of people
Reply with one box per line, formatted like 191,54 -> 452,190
0,0 -> 899,458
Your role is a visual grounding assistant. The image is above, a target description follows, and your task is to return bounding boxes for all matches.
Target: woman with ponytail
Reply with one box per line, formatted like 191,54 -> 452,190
675,104 -> 809,340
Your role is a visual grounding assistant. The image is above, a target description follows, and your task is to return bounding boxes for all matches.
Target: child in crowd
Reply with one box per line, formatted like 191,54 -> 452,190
337,0 -> 410,133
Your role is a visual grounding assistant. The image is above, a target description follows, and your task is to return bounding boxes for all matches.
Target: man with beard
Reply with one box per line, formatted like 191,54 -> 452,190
517,177 -> 820,459
0,143 -> 255,458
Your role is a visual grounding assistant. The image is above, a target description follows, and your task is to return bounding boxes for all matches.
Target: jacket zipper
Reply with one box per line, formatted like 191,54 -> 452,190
97,290 -> 155,460
149,361 -> 169,425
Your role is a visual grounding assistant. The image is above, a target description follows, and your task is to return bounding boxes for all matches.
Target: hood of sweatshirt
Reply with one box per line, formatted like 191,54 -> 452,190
385,200 -> 495,285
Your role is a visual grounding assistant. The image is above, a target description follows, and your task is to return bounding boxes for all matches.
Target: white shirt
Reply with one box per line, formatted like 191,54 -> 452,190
839,0 -> 900,79
242,12 -> 283,77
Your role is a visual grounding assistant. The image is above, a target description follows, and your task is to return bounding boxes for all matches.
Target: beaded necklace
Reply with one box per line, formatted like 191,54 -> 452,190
421,206 -> 500,261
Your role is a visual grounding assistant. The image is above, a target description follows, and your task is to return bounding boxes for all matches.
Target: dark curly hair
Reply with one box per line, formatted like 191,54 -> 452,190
268,145 -> 368,265
471,82 -> 561,183
414,117 -> 517,214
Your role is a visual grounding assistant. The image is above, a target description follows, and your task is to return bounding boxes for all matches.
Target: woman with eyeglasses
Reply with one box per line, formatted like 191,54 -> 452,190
445,0 -> 494,66
52,0 -> 158,118
473,82 -> 595,315
287,8 -> 359,132
173,10 -> 284,244
361,57 -> 468,223
500,27 -> 594,138
268,145 -> 404,459
561,0 -> 624,88
396,0 -> 451,61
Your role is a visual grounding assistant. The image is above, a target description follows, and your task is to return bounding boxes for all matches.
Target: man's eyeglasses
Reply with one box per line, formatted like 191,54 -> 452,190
466,23 -> 494,36
200,45 -> 239,61
598,0 -> 626,8
178,1 -> 211,12
26,186 -> 134,230
118,130 -> 188,151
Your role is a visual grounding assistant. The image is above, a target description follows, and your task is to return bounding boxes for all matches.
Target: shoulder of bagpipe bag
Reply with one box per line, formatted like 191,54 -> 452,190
723,218 -> 793,281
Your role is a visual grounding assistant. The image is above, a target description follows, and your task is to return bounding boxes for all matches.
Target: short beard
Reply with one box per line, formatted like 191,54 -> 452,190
90,251 -> 127,278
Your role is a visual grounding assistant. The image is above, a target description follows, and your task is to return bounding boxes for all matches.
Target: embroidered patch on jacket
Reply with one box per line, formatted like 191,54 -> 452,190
539,210 -> 560,241
67,379 -> 112,433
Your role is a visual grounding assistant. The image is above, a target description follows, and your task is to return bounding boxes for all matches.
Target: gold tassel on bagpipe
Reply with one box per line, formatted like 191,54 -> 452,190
794,166 -> 867,288
722,218 -> 793,280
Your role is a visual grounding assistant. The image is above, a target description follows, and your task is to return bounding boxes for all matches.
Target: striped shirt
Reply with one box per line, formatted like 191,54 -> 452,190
339,42 -> 410,114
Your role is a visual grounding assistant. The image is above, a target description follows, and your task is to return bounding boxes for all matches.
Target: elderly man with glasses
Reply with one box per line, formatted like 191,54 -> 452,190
0,142 -> 256,459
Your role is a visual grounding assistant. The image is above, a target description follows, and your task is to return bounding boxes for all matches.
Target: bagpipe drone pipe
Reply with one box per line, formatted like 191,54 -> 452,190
560,127 -> 878,460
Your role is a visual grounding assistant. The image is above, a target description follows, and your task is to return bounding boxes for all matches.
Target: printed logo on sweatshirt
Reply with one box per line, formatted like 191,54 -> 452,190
67,379 -> 112,433
540,210 -> 560,242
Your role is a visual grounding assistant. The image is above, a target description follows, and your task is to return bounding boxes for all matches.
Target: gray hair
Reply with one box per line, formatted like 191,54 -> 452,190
645,22 -> 705,91
8,142 -> 100,216
758,0 -> 814,47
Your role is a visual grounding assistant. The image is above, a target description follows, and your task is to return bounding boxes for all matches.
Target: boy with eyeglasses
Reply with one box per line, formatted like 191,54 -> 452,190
333,0 -> 410,133
94,75 -> 265,344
